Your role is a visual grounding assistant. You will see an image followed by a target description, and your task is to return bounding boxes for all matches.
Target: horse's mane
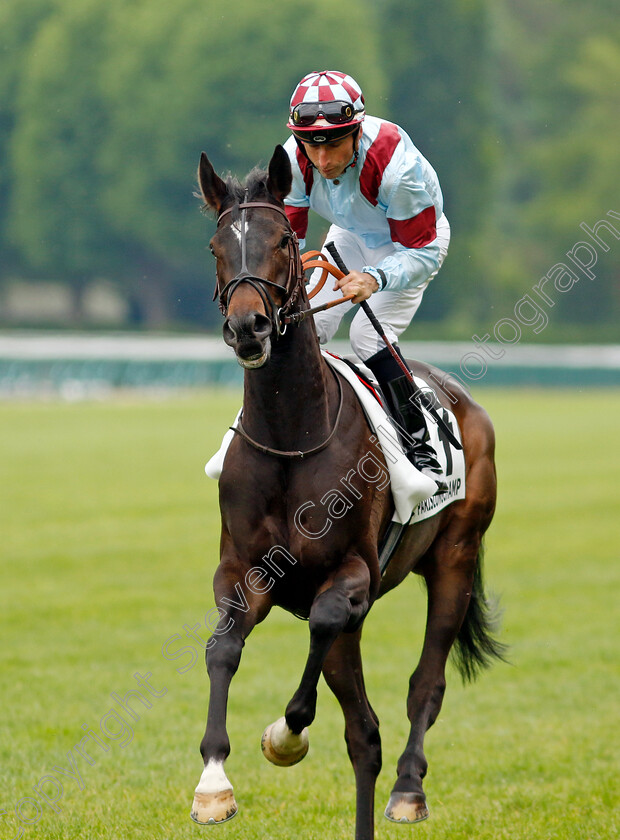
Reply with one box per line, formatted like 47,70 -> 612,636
224,167 -> 271,202
199,166 -> 272,217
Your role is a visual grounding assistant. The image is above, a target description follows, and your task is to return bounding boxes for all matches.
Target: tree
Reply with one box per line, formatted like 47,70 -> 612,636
0,0 -> 57,287
8,0 -> 133,320
377,0 -> 496,328
96,0 -> 386,322
7,0 -> 386,326
489,0 -> 619,330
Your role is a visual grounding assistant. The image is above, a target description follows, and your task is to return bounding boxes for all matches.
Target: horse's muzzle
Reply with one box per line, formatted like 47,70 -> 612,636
223,312 -> 273,368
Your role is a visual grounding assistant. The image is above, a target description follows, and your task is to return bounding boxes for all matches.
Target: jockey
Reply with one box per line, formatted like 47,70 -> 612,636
283,70 -> 450,486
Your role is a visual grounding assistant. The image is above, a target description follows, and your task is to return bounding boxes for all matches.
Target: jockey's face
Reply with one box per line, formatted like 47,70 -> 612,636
301,132 -> 359,180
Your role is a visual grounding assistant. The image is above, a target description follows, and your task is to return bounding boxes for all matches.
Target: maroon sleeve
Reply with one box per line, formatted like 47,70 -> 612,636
285,205 -> 310,240
388,205 -> 437,248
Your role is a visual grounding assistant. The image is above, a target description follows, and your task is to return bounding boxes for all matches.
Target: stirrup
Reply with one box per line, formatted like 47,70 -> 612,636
386,376 -> 447,493
419,468 -> 448,495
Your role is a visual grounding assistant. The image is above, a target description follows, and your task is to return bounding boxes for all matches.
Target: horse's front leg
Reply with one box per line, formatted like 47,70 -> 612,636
191,558 -> 271,825
261,554 -> 372,765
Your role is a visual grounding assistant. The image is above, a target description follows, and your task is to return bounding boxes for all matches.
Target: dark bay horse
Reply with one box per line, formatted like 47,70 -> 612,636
191,145 -> 504,839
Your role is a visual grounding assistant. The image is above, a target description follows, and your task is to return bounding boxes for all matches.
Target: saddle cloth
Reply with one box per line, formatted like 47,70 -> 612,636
205,351 -> 465,525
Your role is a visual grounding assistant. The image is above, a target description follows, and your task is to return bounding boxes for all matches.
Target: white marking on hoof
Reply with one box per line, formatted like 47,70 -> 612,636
190,761 -> 237,824
384,792 -> 429,823
261,716 -> 309,767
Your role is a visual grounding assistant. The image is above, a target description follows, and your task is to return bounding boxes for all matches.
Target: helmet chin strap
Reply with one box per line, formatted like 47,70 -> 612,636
293,135 -> 312,163
294,126 -> 361,172
342,148 -> 359,173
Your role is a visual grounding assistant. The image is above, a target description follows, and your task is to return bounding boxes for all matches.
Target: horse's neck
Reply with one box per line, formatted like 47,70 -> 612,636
241,320 -> 334,451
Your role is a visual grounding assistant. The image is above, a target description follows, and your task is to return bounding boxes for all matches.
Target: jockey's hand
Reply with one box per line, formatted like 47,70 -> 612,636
333,270 -> 379,303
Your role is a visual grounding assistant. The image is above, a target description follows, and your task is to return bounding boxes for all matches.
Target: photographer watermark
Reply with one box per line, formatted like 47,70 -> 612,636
427,210 -> 620,400
1,672 -> 167,838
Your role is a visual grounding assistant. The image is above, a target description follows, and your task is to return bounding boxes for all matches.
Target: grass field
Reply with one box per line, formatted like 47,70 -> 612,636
1,388 -> 618,840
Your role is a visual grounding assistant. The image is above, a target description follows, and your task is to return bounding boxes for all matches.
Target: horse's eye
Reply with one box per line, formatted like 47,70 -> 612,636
279,235 -> 290,250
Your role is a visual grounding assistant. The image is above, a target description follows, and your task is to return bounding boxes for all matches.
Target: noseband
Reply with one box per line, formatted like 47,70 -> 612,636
214,197 -> 304,337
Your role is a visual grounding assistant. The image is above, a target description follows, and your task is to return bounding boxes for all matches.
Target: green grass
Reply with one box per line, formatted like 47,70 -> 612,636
1,388 -> 618,839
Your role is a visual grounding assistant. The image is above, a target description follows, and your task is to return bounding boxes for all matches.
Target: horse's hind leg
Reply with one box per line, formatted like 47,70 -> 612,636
322,629 -> 381,840
385,536 -> 479,823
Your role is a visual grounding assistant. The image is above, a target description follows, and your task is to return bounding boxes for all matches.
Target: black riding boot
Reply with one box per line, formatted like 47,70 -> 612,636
366,346 -> 447,492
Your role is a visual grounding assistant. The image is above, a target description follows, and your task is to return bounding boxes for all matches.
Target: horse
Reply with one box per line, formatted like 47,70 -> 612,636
190,144 -> 504,840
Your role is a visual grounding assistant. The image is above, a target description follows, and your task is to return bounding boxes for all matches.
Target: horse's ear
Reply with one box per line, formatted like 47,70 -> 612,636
267,145 -> 293,204
197,152 -> 228,213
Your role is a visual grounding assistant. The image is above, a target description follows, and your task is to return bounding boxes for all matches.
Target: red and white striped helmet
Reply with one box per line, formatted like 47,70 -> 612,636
287,71 -> 365,144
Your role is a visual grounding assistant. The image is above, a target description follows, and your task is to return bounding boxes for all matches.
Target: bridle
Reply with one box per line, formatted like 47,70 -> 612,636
213,194 -> 355,335
212,194 -> 345,459
214,196 -> 304,337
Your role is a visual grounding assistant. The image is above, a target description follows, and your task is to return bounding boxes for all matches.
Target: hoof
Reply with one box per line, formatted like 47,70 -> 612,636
190,790 -> 238,825
261,716 -> 309,767
384,792 -> 429,824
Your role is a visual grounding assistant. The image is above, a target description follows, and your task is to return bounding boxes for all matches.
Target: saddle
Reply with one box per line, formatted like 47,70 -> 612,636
321,352 -> 466,573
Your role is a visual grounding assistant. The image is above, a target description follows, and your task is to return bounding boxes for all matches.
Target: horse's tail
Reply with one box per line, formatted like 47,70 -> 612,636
450,541 -> 508,682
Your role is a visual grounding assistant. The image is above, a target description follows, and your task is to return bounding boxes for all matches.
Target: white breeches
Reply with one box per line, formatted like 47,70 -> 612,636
307,214 -> 450,361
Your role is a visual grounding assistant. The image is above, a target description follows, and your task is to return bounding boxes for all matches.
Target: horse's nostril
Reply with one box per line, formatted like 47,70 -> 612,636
224,312 -> 271,348
253,313 -> 272,338
223,320 -> 237,346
